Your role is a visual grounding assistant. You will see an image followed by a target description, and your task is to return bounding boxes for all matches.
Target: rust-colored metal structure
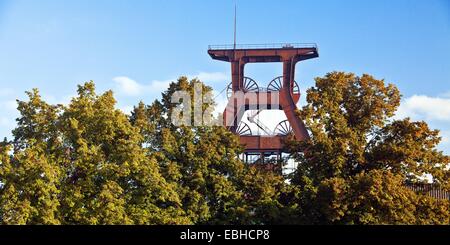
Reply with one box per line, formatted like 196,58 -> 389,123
208,43 -> 318,169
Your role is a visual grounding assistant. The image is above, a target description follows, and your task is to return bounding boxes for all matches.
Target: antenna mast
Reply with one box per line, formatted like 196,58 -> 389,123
233,4 -> 237,50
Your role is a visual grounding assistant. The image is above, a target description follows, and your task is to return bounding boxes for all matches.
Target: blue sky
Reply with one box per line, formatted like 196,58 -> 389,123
0,0 -> 450,153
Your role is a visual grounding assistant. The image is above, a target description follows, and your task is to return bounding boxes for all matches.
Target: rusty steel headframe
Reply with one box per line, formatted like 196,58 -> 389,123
208,43 -> 319,155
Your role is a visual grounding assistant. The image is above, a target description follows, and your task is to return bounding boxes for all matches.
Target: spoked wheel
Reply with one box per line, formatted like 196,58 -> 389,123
243,77 -> 259,92
268,76 -> 300,95
274,120 -> 293,135
267,76 -> 283,91
237,122 -> 252,136
226,77 -> 259,99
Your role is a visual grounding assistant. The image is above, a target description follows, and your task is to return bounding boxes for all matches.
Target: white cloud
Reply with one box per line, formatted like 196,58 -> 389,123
0,88 -> 14,97
1,100 -> 17,111
117,105 -> 134,115
437,130 -> 450,156
194,72 -> 229,83
113,77 -> 144,96
394,93 -> 450,154
148,79 -> 173,92
213,93 -> 228,116
441,130 -> 450,144
395,94 -> 450,122
112,76 -> 172,97
113,71 -> 229,97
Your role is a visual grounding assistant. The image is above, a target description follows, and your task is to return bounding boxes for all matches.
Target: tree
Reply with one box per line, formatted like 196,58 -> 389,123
1,73 -> 448,225
0,82 -> 188,224
130,76 -> 294,224
0,78 -> 291,225
0,90 -> 62,224
287,72 -> 450,224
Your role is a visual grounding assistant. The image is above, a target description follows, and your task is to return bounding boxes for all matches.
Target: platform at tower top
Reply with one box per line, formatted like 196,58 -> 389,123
207,43 -> 319,62
208,43 -> 318,50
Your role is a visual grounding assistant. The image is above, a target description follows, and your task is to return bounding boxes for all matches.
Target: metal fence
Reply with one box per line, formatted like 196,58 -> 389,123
406,183 -> 450,200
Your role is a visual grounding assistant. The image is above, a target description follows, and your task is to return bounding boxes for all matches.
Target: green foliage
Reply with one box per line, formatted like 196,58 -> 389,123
0,73 -> 448,225
0,90 -> 62,224
130,76 -> 293,224
0,82 -> 187,224
0,78 -> 291,224
287,72 -> 450,224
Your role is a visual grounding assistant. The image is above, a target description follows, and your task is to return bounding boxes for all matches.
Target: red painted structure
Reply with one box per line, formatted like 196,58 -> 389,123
208,43 -> 318,167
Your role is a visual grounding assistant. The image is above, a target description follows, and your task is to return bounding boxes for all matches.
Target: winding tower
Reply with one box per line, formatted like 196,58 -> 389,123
208,43 -> 318,172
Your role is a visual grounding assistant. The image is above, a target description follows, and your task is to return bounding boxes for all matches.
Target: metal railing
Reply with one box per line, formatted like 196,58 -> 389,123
208,43 -> 318,50
406,183 -> 450,200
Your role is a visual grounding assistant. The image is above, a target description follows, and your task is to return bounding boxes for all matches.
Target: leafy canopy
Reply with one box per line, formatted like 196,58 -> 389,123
0,73 -> 448,224
287,72 -> 449,224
